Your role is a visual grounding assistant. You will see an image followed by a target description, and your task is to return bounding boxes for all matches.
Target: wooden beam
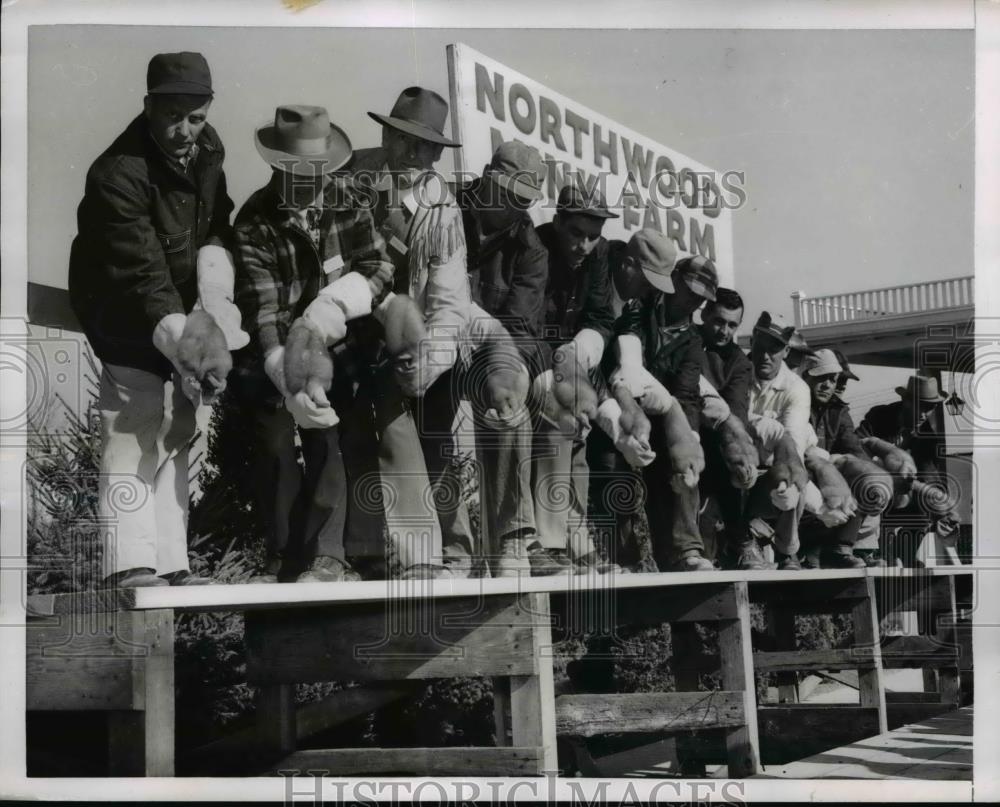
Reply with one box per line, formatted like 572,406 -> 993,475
555,691 -> 745,737
268,746 -> 544,777
257,684 -> 296,762
718,581 -> 761,778
27,590 -> 137,617
753,648 -> 875,673
879,635 -> 960,669
26,610 -> 146,711
244,594 -> 536,683
766,606 -> 799,704
884,691 -> 942,704
27,282 -> 81,331
758,706 -> 881,763
140,609 -> 174,776
748,578 -> 869,612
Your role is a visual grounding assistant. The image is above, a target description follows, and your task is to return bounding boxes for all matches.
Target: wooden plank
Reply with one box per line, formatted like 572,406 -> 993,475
131,569 -> 910,613
671,620 -> 708,777
608,583 -> 738,625
257,684 -> 296,761
886,701 -> 953,730
885,691 -> 941,703
27,589 -> 137,618
852,577 -> 887,734
875,574 -> 953,621
718,581 -> 761,778
244,594 -> 535,683
748,578 -> 870,612
879,635 -> 959,669
754,649 -> 874,673
509,593 -> 557,773
26,610 -> 145,711
555,691 -> 746,737
268,746 -> 544,777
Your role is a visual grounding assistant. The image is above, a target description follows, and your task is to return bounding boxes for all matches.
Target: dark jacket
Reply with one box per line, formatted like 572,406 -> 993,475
810,397 -> 865,458
455,179 -> 549,374
231,176 -> 394,396
857,401 -> 947,476
536,223 -> 616,367
68,114 -> 233,376
614,296 -> 704,430
701,339 -> 753,426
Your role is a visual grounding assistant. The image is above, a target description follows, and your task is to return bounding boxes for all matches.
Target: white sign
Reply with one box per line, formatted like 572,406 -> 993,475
446,43 -> 736,288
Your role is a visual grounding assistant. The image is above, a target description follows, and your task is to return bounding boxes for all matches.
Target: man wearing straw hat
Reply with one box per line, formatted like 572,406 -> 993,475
69,51 -> 244,588
233,104 -> 417,582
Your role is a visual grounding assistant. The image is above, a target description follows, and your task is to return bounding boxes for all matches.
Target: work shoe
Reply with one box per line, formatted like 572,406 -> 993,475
734,540 -> 768,571
854,549 -> 887,567
668,551 -> 715,572
574,551 -> 623,575
296,556 -> 361,583
527,544 -> 576,576
799,547 -> 822,570
493,535 -> 530,578
248,557 -> 282,584
349,556 -> 390,581
104,568 -> 169,589
776,553 -> 802,571
161,570 -> 217,586
821,547 -> 867,569
399,563 -> 454,580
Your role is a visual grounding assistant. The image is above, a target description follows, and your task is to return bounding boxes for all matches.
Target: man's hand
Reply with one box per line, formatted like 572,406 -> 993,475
766,432 -> 808,510
718,416 -> 759,489
596,390 -> 656,468
477,340 -> 530,428
284,390 -> 340,430
284,317 -> 334,405
551,347 -> 600,433
806,449 -> 858,525
155,310 -> 231,406
662,403 -> 704,489
832,454 -> 893,516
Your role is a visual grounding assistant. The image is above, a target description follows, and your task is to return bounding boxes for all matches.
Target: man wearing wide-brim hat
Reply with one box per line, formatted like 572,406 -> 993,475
344,86 -> 483,580
234,103 -> 414,583
609,229 -> 719,572
68,51 -> 244,589
857,374 -> 958,564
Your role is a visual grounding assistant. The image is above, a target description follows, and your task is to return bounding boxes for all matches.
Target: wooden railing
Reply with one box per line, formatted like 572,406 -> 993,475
792,276 -> 973,327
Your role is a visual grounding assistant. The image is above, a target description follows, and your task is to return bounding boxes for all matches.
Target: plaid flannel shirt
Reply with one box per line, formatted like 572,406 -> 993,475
233,177 -> 394,362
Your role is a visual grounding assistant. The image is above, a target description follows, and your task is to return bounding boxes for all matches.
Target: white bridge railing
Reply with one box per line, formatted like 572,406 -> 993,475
792,276 -> 974,327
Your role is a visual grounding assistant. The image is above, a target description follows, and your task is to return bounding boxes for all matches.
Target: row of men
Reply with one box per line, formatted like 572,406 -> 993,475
68,52 -> 951,587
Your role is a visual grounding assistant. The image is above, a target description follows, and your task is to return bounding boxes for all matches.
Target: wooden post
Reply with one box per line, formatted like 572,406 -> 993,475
717,581 -> 761,778
765,606 -> 799,704
851,577 -> 888,733
256,684 -> 297,765
509,593 -> 557,773
492,677 -> 511,746
932,576 -> 962,707
104,609 -> 174,777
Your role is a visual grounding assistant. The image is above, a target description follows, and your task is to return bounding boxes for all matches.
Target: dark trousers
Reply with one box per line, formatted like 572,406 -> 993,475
408,350 -> 535,561
586,426 -> 644,567
698,430 -> 749,563
250,404 -> 348,574
641,412 -> 703,568
799,512 -> 863,551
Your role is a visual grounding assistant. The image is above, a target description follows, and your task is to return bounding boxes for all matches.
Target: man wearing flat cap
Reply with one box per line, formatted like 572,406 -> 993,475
233,104 -> 421,582
69,51 -> 245,588
531,182 -> 629,574
610,232 -> 718,572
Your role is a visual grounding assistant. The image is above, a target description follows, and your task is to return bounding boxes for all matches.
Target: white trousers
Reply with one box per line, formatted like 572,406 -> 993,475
97,363 -> 196,579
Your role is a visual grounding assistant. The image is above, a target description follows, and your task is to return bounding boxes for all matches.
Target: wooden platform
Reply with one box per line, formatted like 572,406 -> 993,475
755,706 -> 972,780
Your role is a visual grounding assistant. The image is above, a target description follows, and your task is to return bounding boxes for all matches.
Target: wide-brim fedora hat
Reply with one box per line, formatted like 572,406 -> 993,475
368,86 -> 460,148
255,105 -> 353,177
895,374 -> 947,403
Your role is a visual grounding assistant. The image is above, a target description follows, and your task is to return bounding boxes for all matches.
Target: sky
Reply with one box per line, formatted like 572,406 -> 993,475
24,24 -> 975,425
